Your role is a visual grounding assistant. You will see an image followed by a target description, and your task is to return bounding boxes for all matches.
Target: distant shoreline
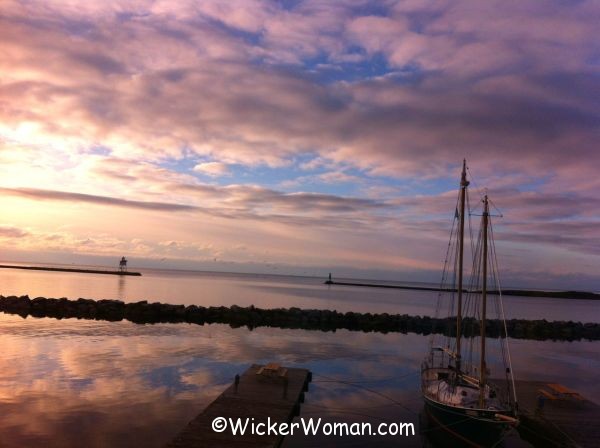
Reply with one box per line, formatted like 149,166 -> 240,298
0,264 -> 142,276
324,280 -> 600,300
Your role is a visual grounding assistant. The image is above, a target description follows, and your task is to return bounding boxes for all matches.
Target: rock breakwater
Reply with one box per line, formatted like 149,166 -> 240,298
0,295 -> 597,341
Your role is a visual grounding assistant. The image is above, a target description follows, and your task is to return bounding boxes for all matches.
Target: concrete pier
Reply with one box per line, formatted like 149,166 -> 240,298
324,280 -> 600,300
168,364 -> 311,448
0,264 -> 141,276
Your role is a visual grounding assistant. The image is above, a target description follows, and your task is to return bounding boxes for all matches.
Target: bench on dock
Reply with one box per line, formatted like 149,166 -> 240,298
546,383 -> 584,401
538,389 -> 558,400
256,362 -> 288,378
537,383 -> 584,403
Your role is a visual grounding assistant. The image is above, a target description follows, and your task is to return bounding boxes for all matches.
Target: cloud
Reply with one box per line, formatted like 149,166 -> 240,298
193,161 -> 230,177
1,0 -> 597,182
0,184 -> 390,223
0,0 -> 598,286
0,187 -> 197,212
0,225 -> 29,238
282,170 -> 365,188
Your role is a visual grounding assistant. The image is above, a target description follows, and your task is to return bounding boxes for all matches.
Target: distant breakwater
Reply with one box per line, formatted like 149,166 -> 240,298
0,264 -> 141,276
0,295 -> 598,341
324,281 -> 600,300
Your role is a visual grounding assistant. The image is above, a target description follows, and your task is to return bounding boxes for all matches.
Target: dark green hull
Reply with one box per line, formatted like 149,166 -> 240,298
423,396 -> 513,447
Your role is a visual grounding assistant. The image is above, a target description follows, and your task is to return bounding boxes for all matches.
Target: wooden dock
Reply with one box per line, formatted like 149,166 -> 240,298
168,364 -> 311,448
492,379 -> 600,447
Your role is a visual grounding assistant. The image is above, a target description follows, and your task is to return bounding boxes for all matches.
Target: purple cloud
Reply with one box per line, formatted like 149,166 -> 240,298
0,0 -> 598,286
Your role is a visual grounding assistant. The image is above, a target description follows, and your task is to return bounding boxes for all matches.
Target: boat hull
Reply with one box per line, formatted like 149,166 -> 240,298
423,395 -> 513,447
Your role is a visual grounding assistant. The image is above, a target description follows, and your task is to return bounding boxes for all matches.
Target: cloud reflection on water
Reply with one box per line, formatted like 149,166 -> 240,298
0,313 -> 597,447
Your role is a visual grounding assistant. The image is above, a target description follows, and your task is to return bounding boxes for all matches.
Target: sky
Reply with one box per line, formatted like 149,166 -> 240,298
0,0 -> 599,289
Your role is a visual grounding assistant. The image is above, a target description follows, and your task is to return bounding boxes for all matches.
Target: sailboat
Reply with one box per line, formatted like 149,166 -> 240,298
421,160 -> 518,446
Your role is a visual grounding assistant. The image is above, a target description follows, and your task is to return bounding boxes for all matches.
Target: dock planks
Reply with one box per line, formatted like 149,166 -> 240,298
168,364 -> 311,448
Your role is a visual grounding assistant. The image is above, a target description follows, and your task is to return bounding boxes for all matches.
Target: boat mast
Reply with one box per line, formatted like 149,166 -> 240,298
479,195 -> 489,407
455,159 -> 468,373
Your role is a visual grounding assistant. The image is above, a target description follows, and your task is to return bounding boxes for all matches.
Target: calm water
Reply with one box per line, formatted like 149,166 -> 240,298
0,266 -> 598,322
0,267 -> 598,447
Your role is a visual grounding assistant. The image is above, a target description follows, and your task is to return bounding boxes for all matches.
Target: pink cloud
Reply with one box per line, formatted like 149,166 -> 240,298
193,161 -> 230,177
0,0 -> 598,285
1,0 -> 597,182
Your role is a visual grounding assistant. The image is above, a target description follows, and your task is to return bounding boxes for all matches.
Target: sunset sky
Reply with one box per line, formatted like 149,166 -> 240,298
1,0 -> 598,289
